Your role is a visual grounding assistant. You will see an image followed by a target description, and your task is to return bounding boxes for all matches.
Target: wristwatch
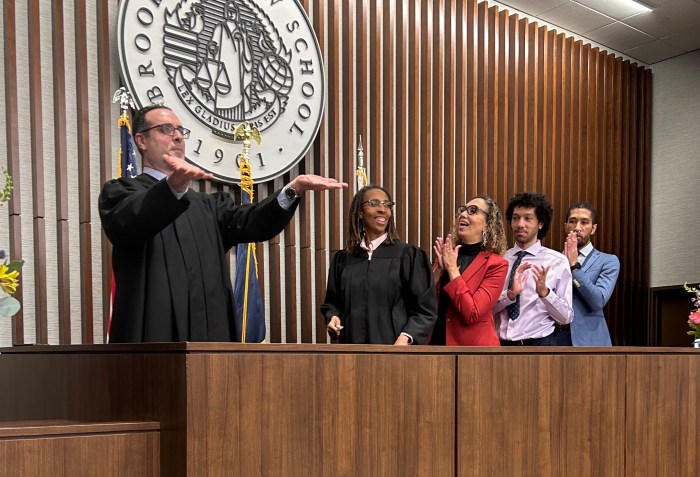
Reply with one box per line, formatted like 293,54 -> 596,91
283,185 -> 302,201
571,262 -> 582,271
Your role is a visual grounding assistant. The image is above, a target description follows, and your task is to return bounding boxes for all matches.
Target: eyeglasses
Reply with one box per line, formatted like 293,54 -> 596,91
361,199 -> 395,209
458,204 -> 489,216
138,123 -> 191,139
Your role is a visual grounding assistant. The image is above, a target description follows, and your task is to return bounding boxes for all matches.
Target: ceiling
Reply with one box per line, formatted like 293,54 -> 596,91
491,0 -> 700,64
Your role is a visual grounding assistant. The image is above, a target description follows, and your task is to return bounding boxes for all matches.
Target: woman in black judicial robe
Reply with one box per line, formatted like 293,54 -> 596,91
321,185 -> 437,345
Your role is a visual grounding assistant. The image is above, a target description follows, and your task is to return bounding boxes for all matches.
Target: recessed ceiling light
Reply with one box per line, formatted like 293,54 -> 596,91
619,0 -> 653,12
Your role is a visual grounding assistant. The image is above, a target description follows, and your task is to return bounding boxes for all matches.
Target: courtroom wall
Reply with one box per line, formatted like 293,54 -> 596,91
1,0 -> 652,347
649,49 -> 700,288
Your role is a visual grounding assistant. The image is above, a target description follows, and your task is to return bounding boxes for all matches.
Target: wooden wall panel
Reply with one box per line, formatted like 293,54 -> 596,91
186,352 -> 455,477
96,0 -> 112,342
27,0 -> 47,344
5,345 -> 700,476
627,354 -> 700,476
52,0 -> 72,344
0,427 -> 160,477
459,354 -> 626,476
0,0 -> 651,346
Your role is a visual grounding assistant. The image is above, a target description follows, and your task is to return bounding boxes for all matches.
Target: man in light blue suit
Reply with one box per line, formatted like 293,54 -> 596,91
561,202 -> 620,346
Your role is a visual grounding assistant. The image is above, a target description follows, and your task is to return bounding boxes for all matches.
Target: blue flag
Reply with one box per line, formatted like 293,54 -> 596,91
109,111 -> 138,341
118,113 -> 138,179
234,187 -> 266,342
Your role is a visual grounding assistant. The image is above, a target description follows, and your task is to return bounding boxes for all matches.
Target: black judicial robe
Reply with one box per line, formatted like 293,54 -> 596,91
321,241 -> 437,344
99,174 -> 297,343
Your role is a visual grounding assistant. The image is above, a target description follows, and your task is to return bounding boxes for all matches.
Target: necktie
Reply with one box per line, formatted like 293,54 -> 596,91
506,251 -> 527,320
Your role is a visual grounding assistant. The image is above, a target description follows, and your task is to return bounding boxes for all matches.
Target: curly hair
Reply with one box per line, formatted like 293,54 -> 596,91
346,185 -> 399,255
505,192 -> 554,239
451,195 -> 507,256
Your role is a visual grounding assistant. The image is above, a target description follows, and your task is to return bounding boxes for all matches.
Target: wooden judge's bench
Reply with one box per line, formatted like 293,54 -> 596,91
0,343 -> 698,476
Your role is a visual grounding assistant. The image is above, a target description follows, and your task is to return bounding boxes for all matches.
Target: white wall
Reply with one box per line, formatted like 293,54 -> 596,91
650,49 -> 700,288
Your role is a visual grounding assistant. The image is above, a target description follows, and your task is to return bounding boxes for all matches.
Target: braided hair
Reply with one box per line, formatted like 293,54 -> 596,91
346,185 -> 399,255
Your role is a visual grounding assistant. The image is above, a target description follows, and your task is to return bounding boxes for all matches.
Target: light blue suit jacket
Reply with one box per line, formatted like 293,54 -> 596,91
571,248 -> 620,346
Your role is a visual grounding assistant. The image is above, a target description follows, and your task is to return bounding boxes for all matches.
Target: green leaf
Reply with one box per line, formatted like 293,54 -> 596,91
0,296 -> 20,316
7,260 -> 23,273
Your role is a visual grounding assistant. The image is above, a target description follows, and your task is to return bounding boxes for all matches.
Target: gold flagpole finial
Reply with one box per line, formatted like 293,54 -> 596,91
355,135 -> 367,191
233,121 -> 263,198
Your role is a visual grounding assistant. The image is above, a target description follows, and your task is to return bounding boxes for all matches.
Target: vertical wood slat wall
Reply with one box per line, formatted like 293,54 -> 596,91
0,0 -> 651,346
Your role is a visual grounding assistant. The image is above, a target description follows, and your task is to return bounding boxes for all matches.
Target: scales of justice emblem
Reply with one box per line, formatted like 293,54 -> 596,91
164,0 -> 293,138
118,0 -> 325,183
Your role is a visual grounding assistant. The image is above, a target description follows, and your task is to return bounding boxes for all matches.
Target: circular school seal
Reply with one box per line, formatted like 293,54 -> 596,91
117,0 -> 326,184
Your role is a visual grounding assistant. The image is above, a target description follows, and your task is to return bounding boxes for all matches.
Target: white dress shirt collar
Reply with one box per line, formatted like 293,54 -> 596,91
360,233 -> 388,260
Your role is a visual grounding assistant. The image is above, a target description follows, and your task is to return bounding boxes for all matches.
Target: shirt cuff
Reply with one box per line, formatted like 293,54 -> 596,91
166,179 -> 188,200
277,187 -> 295,210
400,332 -> 414,344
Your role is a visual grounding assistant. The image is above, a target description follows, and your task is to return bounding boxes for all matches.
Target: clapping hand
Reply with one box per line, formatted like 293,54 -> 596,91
531,264 -> 551,298
507,262 -> 532,300
433,236 -> 446,272
564,231 -> 578,267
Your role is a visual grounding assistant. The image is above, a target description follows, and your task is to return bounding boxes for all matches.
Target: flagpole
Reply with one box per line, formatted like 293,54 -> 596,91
233,122 -> 264,343
355,135 -> 367,192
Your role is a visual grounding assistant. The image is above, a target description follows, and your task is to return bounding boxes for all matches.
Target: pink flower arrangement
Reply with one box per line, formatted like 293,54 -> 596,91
691,311 -> 700,326
683,283 -> 700,341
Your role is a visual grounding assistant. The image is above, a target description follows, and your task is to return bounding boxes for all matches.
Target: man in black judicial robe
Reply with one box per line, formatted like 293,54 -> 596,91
99,105 -> 346,343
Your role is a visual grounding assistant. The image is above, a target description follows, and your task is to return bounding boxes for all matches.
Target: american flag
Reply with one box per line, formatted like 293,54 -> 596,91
118,112 -> 138,179
108,110 -> 138,342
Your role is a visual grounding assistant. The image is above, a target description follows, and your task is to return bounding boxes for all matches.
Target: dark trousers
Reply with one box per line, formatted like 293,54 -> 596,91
500,328 -> 571,346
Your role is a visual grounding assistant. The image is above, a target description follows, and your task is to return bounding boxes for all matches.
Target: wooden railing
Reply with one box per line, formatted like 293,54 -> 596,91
1,344 -> 696,476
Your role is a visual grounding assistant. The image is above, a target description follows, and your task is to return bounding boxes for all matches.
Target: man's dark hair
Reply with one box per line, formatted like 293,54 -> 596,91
566,202 -> 598,224
505,192 -> 554,239
132,104 -> 172,157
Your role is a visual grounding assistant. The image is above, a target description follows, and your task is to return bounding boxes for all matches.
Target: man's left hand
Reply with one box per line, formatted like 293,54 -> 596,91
564,232 -> 578,267
532,264 -> 551,298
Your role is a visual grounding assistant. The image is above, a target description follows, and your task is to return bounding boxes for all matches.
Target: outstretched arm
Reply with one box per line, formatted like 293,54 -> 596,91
287,174 -> 348,194
163,154 -> 213,192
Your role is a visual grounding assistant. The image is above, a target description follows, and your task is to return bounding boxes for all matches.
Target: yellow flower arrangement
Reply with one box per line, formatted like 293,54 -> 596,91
0,168 -> 22,317
0,263 -> 20,294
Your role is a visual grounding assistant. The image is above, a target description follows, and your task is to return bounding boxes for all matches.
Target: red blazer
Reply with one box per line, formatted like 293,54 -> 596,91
437,250 -> 508,346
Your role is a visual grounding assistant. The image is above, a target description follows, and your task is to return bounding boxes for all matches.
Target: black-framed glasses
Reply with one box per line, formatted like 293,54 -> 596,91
458,204 -> 489,216
361,199 -> 395,209
138,123 -> 191,139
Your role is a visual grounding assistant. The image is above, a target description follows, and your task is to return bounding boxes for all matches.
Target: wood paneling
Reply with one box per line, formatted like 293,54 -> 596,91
96,0 -> 113,342
627,354 -> 700,476
186,352 -> 455,477
4,0 -> 24,345
52,0 -> 72,344
27,0 -> 47,343
0,425 -> 160,477
459,354 -> 626,476
3,345 -> 700,476
1,0 -> 651,346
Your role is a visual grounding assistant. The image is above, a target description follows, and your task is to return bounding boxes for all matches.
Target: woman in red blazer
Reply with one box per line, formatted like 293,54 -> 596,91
431,195 -> 508,346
